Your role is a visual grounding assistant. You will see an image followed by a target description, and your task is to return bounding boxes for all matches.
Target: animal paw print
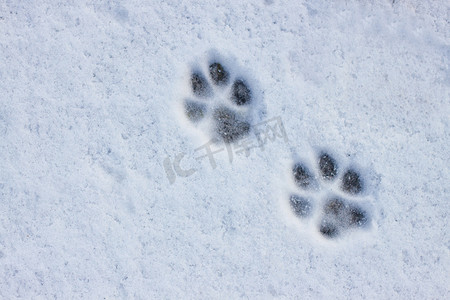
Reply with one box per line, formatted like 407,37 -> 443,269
182,58 -> 255,143
288,151 -> 371,239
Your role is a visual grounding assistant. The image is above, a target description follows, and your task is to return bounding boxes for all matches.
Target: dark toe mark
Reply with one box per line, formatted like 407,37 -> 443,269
213,107 -> 250,143
209,62 -> 229,85
191,73 -> 211,97
292,163 -> 314,189
319,221 -> 339,238
319,153 -> 338,180
231,79 -> 251,105
341,169 -> 363,195
289,195 -> 312,217
184,100 -> 206,122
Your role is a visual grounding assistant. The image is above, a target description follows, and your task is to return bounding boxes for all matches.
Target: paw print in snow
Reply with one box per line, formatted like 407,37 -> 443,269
182,55 -> 257,143
288,151 -> 372,239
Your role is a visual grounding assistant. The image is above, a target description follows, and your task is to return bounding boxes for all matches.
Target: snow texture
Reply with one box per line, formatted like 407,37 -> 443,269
0,0 -> 449,299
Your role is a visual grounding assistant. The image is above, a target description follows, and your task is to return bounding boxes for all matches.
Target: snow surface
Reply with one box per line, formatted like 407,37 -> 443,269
0,0 -> 449,298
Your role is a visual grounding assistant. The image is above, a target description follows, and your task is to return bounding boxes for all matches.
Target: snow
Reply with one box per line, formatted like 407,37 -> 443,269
0,0 -> 449,298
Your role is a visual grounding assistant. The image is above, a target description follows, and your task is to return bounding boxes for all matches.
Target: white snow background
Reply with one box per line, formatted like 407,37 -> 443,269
0,0 -> 449,298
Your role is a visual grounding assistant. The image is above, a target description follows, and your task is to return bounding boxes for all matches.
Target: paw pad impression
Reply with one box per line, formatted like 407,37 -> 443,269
288,151 -> 372,239
182,56 -> 257,143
